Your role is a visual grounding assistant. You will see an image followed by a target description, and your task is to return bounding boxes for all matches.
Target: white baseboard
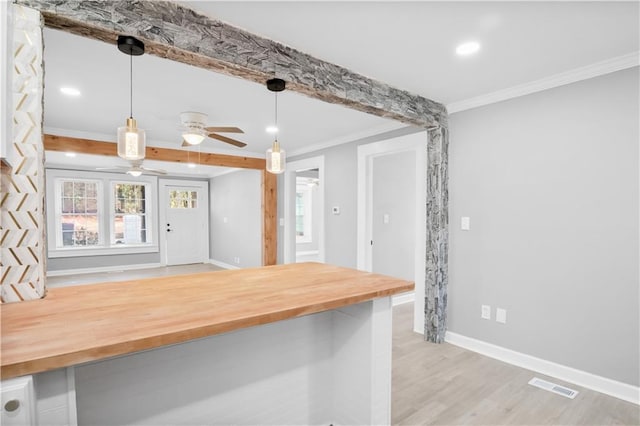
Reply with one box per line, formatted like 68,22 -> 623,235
392,291 -> 415,306
208,259 -> 240,270
46,263 -> 163,277
445,331 -> 639,405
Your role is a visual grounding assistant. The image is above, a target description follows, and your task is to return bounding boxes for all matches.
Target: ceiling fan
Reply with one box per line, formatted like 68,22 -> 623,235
180,111 -> 247,148
97,160 -> 167,177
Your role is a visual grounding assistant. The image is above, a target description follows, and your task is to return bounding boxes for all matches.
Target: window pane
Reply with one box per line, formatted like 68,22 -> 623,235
73,197 -> 86,213
86,183 -> 97,198
63,181 -> 74,197
62,197 -> 73,213
62,231 -> 74,246
190,191 -> 197,199
86,198 -> 98,213
73,182 -> 85,198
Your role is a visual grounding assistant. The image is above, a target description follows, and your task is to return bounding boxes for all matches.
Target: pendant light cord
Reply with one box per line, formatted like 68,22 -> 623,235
129,52 -> 133,119
274,90 -> 278,142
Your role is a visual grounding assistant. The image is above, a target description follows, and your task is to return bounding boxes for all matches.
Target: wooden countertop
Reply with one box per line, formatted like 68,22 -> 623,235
0,263 -> 413,379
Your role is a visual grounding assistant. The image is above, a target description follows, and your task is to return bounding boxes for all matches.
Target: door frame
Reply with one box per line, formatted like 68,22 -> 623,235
158,179 -> 210,266
283,156 -> 325,264
357,132 -> 427,333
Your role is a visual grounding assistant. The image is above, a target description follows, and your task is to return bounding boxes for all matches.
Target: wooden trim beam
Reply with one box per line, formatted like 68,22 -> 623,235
44,134 -> 265,169
44,134 -> 278,266
16,0 -> 447,129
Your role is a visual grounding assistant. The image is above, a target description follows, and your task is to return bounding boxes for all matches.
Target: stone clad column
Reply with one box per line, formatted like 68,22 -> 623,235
0,4 -> 46,302
424,125 -> 449,342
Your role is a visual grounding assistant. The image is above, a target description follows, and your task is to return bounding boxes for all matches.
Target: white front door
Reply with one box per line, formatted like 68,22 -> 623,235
159,179 -> 209,266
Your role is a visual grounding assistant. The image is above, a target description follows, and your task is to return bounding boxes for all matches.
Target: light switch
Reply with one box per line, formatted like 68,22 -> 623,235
461,216 -> 470,231
383,213 -> 390,224
481,305 -> 491,320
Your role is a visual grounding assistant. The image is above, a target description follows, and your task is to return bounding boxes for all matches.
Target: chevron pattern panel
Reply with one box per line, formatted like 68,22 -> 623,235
0,5 -> 45,303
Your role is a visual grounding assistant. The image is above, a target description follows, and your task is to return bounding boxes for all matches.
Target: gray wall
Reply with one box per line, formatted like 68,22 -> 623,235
372,151 -> 415,282
209,169 -> 262,268
448,67 -> 639,386
283,126 -> 422,267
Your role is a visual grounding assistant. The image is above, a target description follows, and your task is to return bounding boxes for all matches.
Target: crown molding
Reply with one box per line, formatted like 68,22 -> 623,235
447,52 -> 640,114
288,122 -> 407,158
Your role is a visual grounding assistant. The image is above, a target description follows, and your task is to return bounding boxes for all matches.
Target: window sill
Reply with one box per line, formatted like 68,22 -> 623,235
48,245 -> 159,258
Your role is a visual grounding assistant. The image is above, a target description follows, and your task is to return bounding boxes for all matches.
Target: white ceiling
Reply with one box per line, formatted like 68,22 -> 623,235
43,1 -> 638,174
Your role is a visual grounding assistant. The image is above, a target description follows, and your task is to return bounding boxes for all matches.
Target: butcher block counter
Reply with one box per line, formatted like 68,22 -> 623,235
1,262 -> 413,380
0,262 -> 412,426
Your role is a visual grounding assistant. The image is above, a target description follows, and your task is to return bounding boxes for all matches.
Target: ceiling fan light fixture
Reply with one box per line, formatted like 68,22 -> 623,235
182,130 -> 206,145
265,125 -> 278,134
116,35 -> 146,162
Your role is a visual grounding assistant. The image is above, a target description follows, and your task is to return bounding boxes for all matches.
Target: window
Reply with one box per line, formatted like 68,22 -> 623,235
295,184 -> 313,243
46,169 -> 158,257
169,190 -> 197,209
112,182 -> 149,245
59,180 -> 101,247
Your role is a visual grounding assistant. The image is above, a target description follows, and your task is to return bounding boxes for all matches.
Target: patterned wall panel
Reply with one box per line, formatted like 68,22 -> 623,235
0,5 -> 45,303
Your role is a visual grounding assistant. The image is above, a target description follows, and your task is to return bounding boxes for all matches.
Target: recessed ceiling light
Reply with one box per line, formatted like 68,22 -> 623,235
60,87 -> 81,96
64,152 -> 77,157
187,163 -> 197,169
456,41 -> 480,56
266,125 -> 278,134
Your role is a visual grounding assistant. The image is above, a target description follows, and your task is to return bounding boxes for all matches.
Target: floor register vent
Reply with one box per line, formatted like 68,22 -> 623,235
528,377 -> 579,399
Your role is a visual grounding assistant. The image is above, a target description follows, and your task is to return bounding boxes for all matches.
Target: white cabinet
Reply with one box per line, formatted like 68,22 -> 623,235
1,376 -> 36,426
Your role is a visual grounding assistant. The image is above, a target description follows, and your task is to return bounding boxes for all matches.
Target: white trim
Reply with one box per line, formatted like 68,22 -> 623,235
287,122 -> 404,158
357,132 -> 428,334
392,291 -> 415,307
445,331 -> 640,405
46,262 -> 163,277
284,156 -> 325,264
208,258 -> 240,270
66,368 -> 78,426
296,250 -> 319,256
447,52 -> 640,113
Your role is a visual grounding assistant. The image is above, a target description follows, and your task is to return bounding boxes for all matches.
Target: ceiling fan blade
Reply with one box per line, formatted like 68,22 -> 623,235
182,140 -> 190,147
205,126 -> 244,134
208,133 -> 247,148
96,166 -> 128,171
140,167 -> 167,175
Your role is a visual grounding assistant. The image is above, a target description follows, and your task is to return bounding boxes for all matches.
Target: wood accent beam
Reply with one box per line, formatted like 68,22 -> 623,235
17,0 -> 446,129
44,134 -> 265,169
44,134 -> 278,266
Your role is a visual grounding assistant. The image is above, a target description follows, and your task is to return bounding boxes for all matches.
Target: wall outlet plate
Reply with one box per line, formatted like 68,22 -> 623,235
481,305 -> 491,320
496,308 -> 507,324
461,216 -> 470,230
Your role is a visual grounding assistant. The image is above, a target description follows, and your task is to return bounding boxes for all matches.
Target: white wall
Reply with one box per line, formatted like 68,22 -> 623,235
209,169 -> 261,268
448,67 -> 639,386
295,172 -> 321,254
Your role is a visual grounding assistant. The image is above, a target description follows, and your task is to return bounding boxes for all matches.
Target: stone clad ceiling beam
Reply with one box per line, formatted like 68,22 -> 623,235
16,0 -> 446,128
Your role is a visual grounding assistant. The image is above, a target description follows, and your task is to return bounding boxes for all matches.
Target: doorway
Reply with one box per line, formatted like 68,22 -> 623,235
159,179 -> 209,266
284,156 -> 325,264
357,132 -> 427,333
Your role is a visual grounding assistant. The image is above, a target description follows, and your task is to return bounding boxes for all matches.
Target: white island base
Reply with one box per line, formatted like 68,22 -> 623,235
32,298 -> 393,425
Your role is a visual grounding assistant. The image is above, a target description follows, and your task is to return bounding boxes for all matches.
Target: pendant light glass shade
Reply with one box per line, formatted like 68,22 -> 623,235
266,140 -> 286,174
117,117 -> 146,161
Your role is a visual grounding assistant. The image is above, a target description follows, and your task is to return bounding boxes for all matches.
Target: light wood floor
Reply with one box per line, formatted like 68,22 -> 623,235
392,302 -> 640,425
46,266 -> 639,424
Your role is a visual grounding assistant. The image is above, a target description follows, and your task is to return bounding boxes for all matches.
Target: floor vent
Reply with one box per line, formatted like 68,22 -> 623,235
528,377 -> 579,399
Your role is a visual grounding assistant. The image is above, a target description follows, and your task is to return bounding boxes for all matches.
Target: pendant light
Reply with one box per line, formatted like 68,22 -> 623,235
116,35 -> 146,161
266,78 -> 286,174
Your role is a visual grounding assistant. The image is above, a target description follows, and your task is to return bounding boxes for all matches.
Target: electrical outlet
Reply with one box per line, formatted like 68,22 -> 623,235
481,305 -> 491,320
279,218 -> 284,226
496,308 -> 507,324
461,216 -> 470,231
